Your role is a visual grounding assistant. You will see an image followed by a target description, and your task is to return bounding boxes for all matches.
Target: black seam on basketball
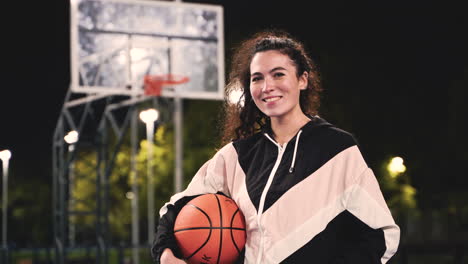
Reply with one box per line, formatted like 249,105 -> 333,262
183,203 -> 213,260
230,209 -> 241,254
214,194 -> 223,264
174,227 -> 245,232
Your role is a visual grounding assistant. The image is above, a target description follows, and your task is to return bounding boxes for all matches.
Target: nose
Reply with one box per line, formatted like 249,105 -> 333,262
261,76 -> 274,93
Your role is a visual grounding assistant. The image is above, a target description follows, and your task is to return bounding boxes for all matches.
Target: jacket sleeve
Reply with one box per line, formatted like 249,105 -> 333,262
334,165 -> 400,264
151,143 -> 233,263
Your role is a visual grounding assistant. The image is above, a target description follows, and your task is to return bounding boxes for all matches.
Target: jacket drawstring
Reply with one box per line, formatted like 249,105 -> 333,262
263,133 -> 278,146
264,129 -> 303,173
289,130 -> 302,173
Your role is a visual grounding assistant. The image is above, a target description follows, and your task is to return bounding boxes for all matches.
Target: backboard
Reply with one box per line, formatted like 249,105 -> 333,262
70,0 -> 224,100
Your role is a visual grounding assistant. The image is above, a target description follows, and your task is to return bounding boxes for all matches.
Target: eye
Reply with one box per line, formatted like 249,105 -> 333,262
251,76 -> 263,82
273,72 -> 285,78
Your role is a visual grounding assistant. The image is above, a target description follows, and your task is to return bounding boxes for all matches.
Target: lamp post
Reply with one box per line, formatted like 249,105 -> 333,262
130,111 -> 140,264
64,131 -> 78,247
139,108 -> 159,244
0,149 -> 11,253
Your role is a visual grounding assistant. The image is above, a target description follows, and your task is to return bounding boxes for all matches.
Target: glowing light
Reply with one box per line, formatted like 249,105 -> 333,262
139,108 -> 159,124
126,191 -> 135,200
64,130 -> 79,144
0,150 -> 11,162
387,156 -> 406,177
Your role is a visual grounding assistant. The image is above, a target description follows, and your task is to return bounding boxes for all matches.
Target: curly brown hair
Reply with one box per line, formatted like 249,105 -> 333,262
220,29 -> 323,145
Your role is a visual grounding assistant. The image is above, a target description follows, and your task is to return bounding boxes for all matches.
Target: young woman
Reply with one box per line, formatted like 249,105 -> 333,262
152,30 -> 400,264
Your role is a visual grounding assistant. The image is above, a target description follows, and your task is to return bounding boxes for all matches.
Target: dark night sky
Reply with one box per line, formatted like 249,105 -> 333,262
1,0 -> 467,205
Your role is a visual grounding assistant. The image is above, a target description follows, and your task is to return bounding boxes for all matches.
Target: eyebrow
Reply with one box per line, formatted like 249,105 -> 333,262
251,67 -> 288,77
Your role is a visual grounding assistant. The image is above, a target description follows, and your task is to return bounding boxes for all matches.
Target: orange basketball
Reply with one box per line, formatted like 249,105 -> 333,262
174,193 -> 246,264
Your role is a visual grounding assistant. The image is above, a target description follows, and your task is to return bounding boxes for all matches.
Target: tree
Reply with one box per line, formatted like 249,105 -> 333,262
70,99 -> 223,244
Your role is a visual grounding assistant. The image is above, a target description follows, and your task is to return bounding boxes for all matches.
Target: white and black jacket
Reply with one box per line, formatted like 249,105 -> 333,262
152,116 -> 400,263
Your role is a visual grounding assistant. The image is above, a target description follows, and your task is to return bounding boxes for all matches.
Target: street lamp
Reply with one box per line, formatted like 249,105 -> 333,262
139,108 -> 159,244
64,130 -> 78,247
387,156 -> 406,178
0,149 -> 11,252
64,130 -> 79,149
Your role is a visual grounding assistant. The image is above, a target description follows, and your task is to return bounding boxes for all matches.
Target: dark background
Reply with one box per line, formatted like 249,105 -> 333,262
1,0 -> 467,246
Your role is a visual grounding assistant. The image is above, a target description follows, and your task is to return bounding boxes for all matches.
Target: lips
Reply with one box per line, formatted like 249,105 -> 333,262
262,96 -> 282,102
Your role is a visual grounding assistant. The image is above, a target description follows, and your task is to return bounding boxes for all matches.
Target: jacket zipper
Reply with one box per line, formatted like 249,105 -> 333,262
256,142 -> 287,264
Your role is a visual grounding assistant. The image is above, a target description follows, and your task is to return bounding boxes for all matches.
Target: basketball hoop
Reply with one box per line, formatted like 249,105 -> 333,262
144,74 -> 190,96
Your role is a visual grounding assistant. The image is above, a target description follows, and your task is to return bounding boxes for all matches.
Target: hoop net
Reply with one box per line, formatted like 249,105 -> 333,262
144,74 -> 190,96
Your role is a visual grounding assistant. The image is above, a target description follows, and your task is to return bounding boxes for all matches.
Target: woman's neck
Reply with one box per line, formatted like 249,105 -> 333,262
270,113 -> 310,145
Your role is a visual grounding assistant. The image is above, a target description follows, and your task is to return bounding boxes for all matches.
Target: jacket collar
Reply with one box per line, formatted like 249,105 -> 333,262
261,115 -> 332,142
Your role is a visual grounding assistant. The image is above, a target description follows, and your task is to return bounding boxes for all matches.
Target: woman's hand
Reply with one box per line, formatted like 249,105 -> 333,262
160,248 -> 186,264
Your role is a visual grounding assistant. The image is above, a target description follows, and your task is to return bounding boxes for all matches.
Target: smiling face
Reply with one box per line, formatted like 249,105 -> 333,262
250,50 -> 308,122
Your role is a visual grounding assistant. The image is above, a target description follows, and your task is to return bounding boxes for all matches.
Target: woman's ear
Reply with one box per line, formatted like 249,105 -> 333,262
299,71 -> 308,90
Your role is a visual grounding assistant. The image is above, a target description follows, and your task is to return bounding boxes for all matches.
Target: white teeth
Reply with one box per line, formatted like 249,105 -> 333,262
263,97 -> 281,102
